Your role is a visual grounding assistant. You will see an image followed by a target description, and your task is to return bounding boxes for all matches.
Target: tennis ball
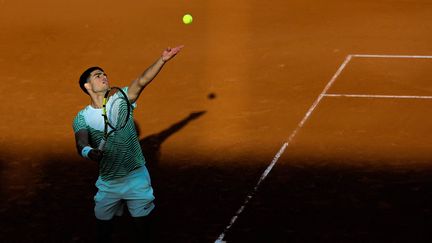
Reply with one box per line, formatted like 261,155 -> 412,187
183,14 -> 193,25
207,92 -> 216,100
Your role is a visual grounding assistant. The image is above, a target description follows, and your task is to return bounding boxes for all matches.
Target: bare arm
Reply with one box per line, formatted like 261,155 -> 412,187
128,45 -> 184,103
75,129 -> 103,162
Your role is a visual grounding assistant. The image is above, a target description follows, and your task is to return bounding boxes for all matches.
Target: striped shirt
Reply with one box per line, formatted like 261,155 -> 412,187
72,87 -> 145,181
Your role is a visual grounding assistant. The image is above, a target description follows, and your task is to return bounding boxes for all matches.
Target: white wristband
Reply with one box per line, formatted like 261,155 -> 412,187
81,146 -> 92,159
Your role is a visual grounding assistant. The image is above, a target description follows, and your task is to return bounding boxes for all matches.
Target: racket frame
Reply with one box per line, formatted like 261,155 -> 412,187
98,87 -> 131,150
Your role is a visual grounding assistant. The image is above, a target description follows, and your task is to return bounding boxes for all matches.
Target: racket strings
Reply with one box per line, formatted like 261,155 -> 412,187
106,89 -> 130,130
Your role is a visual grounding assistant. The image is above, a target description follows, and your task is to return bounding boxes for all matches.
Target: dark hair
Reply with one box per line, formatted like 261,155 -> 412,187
79,66 -> 104,95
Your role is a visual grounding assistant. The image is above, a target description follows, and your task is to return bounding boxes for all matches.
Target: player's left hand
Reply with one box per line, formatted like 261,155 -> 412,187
161,45 -> 184,62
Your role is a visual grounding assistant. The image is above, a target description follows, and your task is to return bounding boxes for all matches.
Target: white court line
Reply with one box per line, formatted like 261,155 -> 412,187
352,54 -> 432,59
325,94 -> 432,99
214,55 -> 354,243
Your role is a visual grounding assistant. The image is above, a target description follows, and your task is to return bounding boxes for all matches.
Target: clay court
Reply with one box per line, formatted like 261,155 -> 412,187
1,0 -> 432,242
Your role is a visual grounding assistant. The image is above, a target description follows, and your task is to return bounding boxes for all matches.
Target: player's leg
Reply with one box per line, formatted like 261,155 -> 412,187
128,200 -> 156,243
94,178 -> 125,243
96,218 -> 114,243
124,166 -> 156,242
130,205 -> 156,243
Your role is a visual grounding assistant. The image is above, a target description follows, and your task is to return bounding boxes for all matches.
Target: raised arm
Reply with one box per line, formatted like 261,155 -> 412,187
128,45 -> 184,103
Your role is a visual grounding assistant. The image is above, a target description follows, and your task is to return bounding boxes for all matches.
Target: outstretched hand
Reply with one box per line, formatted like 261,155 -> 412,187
161,45 -> 184,62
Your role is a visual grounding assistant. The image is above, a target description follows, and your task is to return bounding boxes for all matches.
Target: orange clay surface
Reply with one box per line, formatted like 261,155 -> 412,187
1,0 -> 432,242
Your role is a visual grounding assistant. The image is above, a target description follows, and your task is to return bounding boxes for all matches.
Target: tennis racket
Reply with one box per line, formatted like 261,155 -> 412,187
98,87 -> 131,150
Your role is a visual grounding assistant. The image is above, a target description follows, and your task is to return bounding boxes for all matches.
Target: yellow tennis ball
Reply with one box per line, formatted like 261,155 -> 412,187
183,14 -> 193,25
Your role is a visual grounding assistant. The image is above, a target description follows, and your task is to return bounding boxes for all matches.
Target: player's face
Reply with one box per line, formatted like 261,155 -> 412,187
88,70 -> 110,93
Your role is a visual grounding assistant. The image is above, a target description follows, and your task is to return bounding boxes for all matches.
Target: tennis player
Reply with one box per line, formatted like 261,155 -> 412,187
72,45 -> 183,242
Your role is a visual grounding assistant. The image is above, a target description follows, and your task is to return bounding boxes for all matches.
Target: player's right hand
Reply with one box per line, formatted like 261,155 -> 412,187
88,148 -> 104,162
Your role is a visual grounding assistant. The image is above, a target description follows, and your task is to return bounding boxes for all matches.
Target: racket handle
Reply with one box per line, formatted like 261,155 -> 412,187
98,139 -> 107,150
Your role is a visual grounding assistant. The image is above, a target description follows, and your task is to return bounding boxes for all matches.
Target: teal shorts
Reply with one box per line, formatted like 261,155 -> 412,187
94,166 -> 155,220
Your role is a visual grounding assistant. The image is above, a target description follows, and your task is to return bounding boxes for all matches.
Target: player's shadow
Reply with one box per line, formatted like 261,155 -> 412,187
135,111 -> 206,166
